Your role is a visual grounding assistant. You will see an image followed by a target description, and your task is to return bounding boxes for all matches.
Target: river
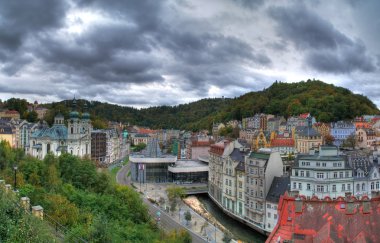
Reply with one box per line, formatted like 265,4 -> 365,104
196,194 -> 267,243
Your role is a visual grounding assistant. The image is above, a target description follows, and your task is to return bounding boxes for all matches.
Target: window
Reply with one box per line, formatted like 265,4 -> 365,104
332,185 -> 336,192
260,180 -> 263,186
342,184 -> 346,191
267,212 -> 271,218
371,182 -> 375,190
225,179 -> 228,185
322,163 -> 326,167
300,171 -> 304,177
239,192 -> 242,199
317,185 -> 324,192
316,162 -> 320,167
347,184 -> 351,191
307,184 -> 311,190
274,214 -> 277,220
356,184 -> 360,192
293,182 -> 296,189
239,181 -> 242,188
340,172 -> 344,178
267,204 -> 271,209
334,172 -> 338,178
306,171 -> 310,177
299,183 -> 302,190
362,183 -> 366,191
376,182 -> 379,189
345,171 -> 349,178
317,173 -> 324,179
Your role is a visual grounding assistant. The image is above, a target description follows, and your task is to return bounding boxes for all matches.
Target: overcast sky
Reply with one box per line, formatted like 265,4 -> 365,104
0,0 -> 379,108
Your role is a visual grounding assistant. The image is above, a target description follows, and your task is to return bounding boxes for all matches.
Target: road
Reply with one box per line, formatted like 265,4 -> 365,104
116,165 -> 207,243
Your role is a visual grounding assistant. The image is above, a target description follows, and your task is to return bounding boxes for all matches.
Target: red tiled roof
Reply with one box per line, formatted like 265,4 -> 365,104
138,128 -> 155,134
266,193 -> 380,243
299,113 -> 310,119
5,110 -> 19,114
270,138 -> 294,147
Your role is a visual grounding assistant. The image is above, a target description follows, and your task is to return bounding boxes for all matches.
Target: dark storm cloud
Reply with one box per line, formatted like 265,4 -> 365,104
306,43 -> 376,74
268,4 -> 376,74
0,0 -> 67,51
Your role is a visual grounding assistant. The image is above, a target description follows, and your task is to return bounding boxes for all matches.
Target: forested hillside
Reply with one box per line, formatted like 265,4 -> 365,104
3,80 -> 379,131
0,141 -> 191,242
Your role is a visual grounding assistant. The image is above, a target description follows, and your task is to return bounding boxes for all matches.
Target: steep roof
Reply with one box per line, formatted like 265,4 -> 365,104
296,126 -> 321,137
31,124 -> 67,140
351,156 -> 373,177
266,194 -> 380,243
266,176 -> 290,203
229,148 -> 245,163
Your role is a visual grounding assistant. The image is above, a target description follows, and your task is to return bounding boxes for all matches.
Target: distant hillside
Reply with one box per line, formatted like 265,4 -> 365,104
28,80 -> 380,130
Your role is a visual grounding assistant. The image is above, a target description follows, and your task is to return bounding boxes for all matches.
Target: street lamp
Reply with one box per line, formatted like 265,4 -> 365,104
13,165 -> 18,192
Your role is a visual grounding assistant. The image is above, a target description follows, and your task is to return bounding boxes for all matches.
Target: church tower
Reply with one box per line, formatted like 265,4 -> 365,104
68,98 -> 80,139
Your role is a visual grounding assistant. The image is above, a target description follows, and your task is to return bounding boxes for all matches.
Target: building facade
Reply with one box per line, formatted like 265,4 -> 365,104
291,146 -> 353,199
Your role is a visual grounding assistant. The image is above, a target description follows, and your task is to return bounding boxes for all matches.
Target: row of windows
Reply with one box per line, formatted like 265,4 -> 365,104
293,182 -> 352,192
294,170 -> 351,178
267,212 -> 278,220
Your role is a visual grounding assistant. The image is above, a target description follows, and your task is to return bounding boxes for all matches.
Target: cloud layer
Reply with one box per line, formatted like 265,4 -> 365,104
0,0 -> 379,108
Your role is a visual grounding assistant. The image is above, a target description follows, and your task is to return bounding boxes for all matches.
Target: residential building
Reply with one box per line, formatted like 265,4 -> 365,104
330,121 -> 355,147
295,125 -> 322,154
264,176 -> 290,232
222,141 -> 248,215
132,133 -> 151,145
356,128 -> 376,149
0,122 -> 13,146
0,110 -> 20,119
244,150 -> 283,231
209,140 -> 230,204
291,146 -> 353,198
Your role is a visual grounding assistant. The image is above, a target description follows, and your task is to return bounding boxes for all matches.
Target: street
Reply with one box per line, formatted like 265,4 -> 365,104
116,165 -> 207,243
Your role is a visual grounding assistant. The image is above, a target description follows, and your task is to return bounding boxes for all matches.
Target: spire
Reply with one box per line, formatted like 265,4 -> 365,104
82,101 -> 90,120
69,97 -> 79,119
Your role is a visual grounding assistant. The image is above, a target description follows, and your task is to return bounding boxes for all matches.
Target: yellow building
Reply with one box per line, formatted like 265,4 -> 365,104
0,124 -> 15,147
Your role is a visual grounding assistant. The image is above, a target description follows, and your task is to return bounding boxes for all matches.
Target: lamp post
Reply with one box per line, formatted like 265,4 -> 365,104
13,165 -> 18,192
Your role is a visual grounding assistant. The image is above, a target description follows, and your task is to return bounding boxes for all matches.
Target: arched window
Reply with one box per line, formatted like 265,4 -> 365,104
376,181 -> 379,190
371,182 -> 375,190
356,184 -> 360,192
362,183 -> 365,191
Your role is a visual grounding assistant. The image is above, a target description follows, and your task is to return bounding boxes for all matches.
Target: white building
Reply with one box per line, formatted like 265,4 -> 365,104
290,146 -> 353,199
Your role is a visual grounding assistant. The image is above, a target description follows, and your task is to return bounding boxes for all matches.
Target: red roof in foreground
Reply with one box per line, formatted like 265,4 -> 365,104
266,192 -> 380,243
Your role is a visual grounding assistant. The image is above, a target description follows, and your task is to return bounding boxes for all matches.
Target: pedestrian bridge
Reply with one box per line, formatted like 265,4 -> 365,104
183,187 -> 208,195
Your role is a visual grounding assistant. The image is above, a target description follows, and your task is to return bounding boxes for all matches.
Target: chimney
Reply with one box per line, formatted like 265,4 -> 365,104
295,197 -> 303,213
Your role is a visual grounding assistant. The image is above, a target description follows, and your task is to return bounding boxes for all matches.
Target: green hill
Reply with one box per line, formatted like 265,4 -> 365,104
4,80 -> 379,130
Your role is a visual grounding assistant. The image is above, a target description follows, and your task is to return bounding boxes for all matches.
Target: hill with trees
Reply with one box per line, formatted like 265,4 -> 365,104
0,141 -> 191,242
3,80 -> 379,131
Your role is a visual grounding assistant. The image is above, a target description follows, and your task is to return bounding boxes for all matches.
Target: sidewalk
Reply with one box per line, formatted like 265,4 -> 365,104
143,183 -> 226,243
